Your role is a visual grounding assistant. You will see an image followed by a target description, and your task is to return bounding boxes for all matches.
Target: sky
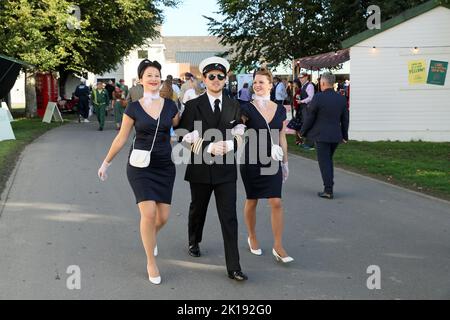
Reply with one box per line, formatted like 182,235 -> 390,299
161,0 -> 222,36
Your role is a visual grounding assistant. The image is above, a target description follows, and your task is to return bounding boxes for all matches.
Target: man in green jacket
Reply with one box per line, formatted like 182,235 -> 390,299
92,82 -> 110,131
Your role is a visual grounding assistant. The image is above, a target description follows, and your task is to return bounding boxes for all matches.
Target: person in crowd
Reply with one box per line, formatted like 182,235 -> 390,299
105,80 -> 115,113
271,77 -> 287,105
239,68 -> 293,264
300,72 -> 349,199
117,79 -> 129,99
112,86 -> 126,130
176,56 -> 248,282
179,72 -> 195,105
296,72 -> 316,150
238,83 -> 252,106
182,78 -> 203,107
98,59 -> 180,285
127,78 -> 144,103
223,83 -> 233,99
160,79 -> 175,101
74,78 -> 90,123
92,82 -> 110,131
292,79 -> 301,120
286,80 -> 294,106
166,75 -> 181,99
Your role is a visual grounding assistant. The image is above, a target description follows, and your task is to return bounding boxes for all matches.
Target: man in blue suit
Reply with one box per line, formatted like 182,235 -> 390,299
300,72 -> 349,199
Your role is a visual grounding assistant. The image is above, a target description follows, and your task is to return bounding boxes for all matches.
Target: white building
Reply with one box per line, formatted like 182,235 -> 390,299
342,0 -> 450,142
86,35 -> 227,90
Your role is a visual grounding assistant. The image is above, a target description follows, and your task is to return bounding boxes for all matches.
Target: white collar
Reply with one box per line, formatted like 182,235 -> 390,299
254,95 -> 271,101
206,92 -> 223,111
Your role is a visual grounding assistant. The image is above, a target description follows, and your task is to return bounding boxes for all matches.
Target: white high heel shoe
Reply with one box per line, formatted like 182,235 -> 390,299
154,245 -> 158,257
149,275 -> 161,285
272,248 -> 294,263
147,264 -> 161,285
247,237 -> 262,256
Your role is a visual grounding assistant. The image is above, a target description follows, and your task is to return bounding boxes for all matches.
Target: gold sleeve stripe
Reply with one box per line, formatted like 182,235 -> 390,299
192,138 -> 204,155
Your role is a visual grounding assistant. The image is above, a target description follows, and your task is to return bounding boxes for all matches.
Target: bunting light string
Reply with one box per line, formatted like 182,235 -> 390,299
355,45 -> 450,49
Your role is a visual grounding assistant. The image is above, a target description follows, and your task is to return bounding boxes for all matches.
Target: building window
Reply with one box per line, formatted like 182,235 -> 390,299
138,50 -> 148,59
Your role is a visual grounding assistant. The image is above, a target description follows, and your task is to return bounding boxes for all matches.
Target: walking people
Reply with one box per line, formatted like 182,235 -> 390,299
97,59 -> 181,284
92,82 -> 110,131
177,56 -> 248,282
112,86 -> 126,130
239,68 -> 293,263
74,78 -> 90,123
296,72 -> 316,150
300,72 -> 349,199
127,78 -> 144,103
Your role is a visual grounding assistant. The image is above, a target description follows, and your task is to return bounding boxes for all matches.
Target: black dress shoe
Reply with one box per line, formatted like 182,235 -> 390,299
318,192 -> 334,199
188,244 -> 201,257
228,271 -> 248,281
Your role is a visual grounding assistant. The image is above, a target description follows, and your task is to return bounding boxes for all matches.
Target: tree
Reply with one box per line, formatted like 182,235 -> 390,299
0,0 -> 178,116
205,0 -> 326,72
206,0 -> 432,72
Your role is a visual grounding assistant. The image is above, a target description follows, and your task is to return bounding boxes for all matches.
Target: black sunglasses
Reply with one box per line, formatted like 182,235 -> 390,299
207,74 -> 226,81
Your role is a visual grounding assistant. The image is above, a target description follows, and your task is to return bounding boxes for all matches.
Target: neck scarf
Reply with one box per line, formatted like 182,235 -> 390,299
254,95 -> 271,109
143,92 -> 160,106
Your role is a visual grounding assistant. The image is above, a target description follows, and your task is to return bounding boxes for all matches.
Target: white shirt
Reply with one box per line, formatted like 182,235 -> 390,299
206,92 -> 223,112
275,81 -> 288,101
205,92 -> 234,153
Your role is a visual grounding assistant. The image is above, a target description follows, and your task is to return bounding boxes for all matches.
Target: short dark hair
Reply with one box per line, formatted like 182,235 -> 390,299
138,59 -> 162,79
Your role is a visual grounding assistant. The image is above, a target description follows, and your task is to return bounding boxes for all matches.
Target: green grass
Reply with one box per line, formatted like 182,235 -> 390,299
0,115 -> 75,199
287,135 -> 450,200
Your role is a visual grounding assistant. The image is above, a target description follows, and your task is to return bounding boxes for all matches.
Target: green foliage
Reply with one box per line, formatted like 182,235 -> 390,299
206,0 -> 431,71
0,0 -> 178,74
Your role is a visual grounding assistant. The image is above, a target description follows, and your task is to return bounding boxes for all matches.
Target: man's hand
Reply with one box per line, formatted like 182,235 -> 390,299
182,130 -> 200,144
231,124 -> 246,136
210,141 -> 228,156
342,139 -> 348,144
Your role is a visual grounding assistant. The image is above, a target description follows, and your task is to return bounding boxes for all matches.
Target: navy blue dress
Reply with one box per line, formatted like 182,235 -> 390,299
124,99 -> 178,204
240,102 -> 287,199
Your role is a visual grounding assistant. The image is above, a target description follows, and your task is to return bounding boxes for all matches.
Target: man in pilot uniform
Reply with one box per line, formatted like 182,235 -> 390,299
177,57 -> 247,281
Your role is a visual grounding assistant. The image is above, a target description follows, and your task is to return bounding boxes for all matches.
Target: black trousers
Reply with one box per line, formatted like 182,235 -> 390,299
78,97 -> 89,119
316,142 -> 339,193
188,182 -> 241,272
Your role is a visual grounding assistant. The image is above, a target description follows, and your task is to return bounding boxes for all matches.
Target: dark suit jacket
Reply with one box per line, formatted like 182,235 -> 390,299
300,89 -> 349,143
177,93 -> 242,185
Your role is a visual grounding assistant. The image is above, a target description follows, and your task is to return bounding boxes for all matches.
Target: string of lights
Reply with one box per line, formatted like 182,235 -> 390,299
354,45 -> 450,49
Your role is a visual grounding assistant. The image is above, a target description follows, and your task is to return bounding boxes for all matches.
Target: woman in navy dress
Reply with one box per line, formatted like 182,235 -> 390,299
98,59 -> 180,284
240,68 -> 293,263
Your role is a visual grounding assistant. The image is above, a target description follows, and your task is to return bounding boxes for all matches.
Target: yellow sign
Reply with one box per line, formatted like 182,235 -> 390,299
408,60 -> 427,85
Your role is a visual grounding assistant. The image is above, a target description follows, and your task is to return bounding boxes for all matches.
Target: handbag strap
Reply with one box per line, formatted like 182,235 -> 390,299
251,102 -> 275,146
132,99 -> 163,153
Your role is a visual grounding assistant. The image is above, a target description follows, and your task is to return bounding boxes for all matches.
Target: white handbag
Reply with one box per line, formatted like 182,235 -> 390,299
271,144 -> 284,162
129,110 -> 161,168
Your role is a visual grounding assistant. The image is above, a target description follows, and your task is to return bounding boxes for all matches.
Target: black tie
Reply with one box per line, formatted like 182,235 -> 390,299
214,99 -> 221,123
